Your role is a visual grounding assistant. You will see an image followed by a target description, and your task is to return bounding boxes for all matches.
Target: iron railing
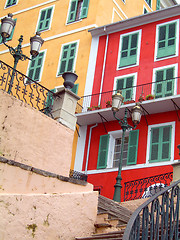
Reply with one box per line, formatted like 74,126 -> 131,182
76,77 -> 180,113
0,60 -> 55,115
123,178 -> 180,240
124,172 -> 173,201
69,169 -> 88,182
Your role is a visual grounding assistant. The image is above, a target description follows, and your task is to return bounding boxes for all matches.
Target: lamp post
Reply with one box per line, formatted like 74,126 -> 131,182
111,90 -> 142,202
0,13 -> 44,94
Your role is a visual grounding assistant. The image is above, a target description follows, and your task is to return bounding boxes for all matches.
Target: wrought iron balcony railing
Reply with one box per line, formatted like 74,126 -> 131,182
124,172 -> 173,202
0,60 -> 55,115
76,76 -> 180,113
123,178 -> 180,240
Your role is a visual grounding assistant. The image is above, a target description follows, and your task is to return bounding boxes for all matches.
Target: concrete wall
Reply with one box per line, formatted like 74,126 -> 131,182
0,90 -> 73,177
0,192 -> 98,240
0,90 -> 98,239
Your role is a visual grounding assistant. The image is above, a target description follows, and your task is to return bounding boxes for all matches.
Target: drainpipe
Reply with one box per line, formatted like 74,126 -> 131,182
85,123 -> 98,174
98,28 -> 109,106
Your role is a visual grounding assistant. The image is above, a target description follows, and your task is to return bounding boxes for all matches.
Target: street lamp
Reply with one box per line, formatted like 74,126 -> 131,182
111,90 -> 142,202
0,13 -> 44,93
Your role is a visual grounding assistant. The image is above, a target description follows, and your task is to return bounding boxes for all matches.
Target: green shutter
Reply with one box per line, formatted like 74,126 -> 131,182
68,0 -> 78,23
156,0 -> 160,10
58,42 -> 77,75
6,0 -> 17,7
80,0 -> 90,19
149,126 -> 171,162
37,7 -> 53,31
116,76 -> 134,102
155,67 -> 174,98
120,32 -> 139,67
157,22 -> 176,59
0,19 -> 17,44
127,130 -> 139,165
44,88 -> 55,115
145,0 -> 151,7
28,51 -> 45,81
71,83 -> 79,94
97,135 -> 109,169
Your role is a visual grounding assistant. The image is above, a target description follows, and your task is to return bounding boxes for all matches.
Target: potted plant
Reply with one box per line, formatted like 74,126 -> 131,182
94,105 -> 101,110
146,94 -> 155,100
138,95 -> 145,102
106,100 -> 112,108
87,107 -> 92,111
123,100 -> 135,105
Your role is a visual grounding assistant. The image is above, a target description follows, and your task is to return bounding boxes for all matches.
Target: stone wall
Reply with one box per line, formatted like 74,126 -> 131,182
0,90 -> 73,177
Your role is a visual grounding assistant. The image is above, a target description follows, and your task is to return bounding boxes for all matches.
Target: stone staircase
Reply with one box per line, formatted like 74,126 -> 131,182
75,195 -> 133,240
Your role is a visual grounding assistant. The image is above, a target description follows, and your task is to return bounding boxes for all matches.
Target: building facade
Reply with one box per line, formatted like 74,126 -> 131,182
74,5 -> 180,201
0,0 -> 177,169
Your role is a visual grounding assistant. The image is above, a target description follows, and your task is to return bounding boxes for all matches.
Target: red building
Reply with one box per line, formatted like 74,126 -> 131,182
75,5 -> 180,201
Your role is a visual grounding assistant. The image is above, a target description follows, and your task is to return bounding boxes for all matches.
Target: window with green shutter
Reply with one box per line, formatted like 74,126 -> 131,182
155,66 -> 175,98
119,32 -> 139,68
58,42 -> 77,75
145,0 -> 151,7
149,125 -> 171,163
37,7 -> 53,32
5,0 -> 17,8
71,83 -> 79,94
113,136 -> 129,168
127,130 -> 139,165
97,135 -> 109,169
27,51 -> 45,82
116,75 -> 134,102
156,0 -> 160,10
0,19 -> 17,44
67,0 -> 89,23
157,22 -> 177,59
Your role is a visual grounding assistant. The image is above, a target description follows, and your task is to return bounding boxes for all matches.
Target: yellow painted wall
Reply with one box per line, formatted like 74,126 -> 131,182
0,0 -> 162,170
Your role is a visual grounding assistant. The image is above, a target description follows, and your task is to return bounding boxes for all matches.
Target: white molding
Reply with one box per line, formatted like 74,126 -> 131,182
74,126 -> 87,171
146,121 -> 175,165
154,19 -> 179,62
113,72 -> 138,101
83,36 -> 99,108
117,29 -> 142,71
25,49 -> 47,83
111,8 -> 124,23
56,40 -> 79,77
112,0 -> 128,19
152,63 -> 178,96
86,159 -> 179,175
2,0 -> 57,17
35,5 -> 55,33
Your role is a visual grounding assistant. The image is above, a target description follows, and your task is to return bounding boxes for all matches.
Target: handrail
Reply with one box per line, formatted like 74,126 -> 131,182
0,59 -> 55,115
123,179 -> 180,240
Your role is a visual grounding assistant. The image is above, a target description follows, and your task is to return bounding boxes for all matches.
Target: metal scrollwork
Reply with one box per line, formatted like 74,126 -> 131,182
123,179 -> 180,240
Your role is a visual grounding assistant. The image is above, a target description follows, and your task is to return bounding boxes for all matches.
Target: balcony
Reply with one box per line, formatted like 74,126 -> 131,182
76,79 -> 180,126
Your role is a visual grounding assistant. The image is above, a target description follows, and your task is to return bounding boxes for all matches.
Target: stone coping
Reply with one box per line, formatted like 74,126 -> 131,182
0,156 -> 87,186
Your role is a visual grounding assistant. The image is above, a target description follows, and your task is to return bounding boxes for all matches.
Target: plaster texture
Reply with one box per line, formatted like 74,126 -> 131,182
0,161 -> 93,194
0,90 -> 73,177
0,192 -> 98,240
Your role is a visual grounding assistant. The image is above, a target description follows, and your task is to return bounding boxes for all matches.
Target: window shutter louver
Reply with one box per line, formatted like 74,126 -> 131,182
156,0 -> 160,10
80,0 -> 90,19
97,135 -> 109,169
28,52 -> 45,81
127,130 -> 139,165
68,0 -> 78,23
37,7 -> 53,32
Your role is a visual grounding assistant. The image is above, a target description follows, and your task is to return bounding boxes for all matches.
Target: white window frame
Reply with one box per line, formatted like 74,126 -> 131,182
152,63 -> 178,97
26,49 -> 47,83
113,72 -> 137,102
154,19 -> 179,62
35,5 -> 55,33
4,0 -> 19,9
107,129 -> 130,169
143,6 -> 149,14
146,121 -> 175,165
117,29 -> 142,70
56,40 -> 79,77
66,0 -> 83,25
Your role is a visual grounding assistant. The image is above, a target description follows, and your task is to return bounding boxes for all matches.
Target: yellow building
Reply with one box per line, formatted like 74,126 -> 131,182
0,0 -> 177,169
